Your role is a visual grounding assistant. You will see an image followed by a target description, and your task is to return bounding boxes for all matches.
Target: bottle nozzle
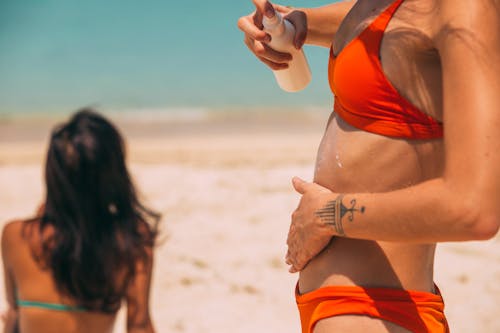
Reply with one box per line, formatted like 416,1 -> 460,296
263,10 -> 282,32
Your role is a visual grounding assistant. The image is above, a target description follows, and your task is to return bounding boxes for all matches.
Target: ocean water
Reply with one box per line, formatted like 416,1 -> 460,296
0,0 -> 339,114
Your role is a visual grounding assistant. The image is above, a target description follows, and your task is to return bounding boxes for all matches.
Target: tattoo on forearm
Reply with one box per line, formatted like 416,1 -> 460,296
315,195 -> 365,236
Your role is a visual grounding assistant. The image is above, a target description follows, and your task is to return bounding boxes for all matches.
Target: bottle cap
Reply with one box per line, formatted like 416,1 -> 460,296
263,10 -> 282,31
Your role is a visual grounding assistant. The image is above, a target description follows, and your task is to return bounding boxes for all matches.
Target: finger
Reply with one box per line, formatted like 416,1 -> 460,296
284,11 -> 308,49
244,39 -> 289,70
289,256 -> 305,273
285,242 -> 297,265
258,57 -> 289,70
285,249 -> 292,265
275,4 -> 293,14
238,15 -> 270,43
255,42 -> 293,63
252,9 -> 264,29
252,0 -> 276,18
297,254 -> 307,271
286,221 -> 296,248
294,28 -> 307,49
292,176 -> 307,194
288,255 -> 301,273
286,254 -> 299,273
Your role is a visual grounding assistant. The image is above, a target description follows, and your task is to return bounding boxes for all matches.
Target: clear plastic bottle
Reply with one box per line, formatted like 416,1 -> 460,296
263,10 -> 311,92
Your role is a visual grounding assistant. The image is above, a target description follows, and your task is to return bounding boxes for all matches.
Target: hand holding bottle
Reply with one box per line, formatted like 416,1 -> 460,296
237,0 -> 308,71
262,5 -> 311,91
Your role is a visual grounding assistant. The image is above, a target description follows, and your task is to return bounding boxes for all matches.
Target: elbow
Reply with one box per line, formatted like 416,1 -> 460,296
457,202 -> 500,241
444,175 -> 500,241
470,213 -> 500,240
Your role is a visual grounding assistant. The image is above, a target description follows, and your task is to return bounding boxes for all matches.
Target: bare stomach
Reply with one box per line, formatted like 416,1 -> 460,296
299,113 -> 444,294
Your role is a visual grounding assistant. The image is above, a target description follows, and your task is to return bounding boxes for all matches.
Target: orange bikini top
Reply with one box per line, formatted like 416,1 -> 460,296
328,0 -> 443,139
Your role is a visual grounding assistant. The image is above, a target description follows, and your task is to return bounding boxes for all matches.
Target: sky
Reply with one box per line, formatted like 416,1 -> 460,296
0,0 -> 339,113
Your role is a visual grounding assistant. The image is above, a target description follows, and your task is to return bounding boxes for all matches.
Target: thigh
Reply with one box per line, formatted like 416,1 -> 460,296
313,315 -> 412,333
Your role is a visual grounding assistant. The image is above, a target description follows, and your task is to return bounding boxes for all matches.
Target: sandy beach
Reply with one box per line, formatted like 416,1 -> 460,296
0,111 -> 498,332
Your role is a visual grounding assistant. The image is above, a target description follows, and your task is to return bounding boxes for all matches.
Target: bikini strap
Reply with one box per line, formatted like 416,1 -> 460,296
371,0 -> 405,35
17,299 -> 87,312
363,0 -> 405,48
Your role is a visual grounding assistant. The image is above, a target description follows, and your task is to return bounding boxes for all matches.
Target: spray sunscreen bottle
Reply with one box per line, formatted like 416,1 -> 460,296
262,9 -> 311,92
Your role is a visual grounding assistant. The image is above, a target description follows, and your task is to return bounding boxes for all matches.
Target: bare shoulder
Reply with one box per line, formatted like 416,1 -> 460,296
2,220 -> 24,246
429,0 -> 500,78
1,220 -> 27,266
431,0 -> 500,38
2,218 -> 40,252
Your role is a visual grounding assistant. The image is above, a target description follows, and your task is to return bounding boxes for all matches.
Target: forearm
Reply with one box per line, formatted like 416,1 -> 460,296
324,178 -> 498,242
299,1 -> 355,47
126,247 -> 154,333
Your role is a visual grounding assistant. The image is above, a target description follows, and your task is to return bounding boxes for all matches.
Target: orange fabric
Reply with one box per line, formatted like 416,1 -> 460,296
328,0 -> 443,139
296,284 -> 449,333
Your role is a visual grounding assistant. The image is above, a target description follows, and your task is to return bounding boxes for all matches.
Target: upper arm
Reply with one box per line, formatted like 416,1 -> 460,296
2,222 -> 19,310
433,0 -> 500,235
126,246 -> 154,333
2,222 -> 21,333
303,0 -> 356,47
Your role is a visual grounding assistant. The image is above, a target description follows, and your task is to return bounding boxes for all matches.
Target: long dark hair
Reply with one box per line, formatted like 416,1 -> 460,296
34,108 -> 159,313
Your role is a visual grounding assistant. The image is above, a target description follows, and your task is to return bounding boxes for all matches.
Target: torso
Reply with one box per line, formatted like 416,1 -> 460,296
299,0 -> 444,294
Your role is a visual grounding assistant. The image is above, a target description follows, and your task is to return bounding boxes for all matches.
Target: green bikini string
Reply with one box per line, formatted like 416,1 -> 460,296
15,287 -> 86,312
17,299 -> 86,312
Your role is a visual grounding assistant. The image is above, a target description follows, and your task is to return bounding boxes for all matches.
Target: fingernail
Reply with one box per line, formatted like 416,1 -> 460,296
264,34 -> 271,43
265,5 -> 275,18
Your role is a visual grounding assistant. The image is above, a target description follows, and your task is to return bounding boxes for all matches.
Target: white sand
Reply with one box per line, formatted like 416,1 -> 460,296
0,113 -> 498,332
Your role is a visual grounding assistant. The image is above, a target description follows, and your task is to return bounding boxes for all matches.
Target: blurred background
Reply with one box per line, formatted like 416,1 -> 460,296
0,0 -> 336,115
0,2 -> 338,332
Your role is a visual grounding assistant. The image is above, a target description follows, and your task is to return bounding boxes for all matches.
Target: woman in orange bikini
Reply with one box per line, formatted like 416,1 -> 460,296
2,109 -> 159,333
238,0 -> 500,332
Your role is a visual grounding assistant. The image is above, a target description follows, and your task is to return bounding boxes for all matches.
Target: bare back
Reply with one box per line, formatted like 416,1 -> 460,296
2,220 -> 118,333
2,218 -> 154,333
299,0 -> 444,294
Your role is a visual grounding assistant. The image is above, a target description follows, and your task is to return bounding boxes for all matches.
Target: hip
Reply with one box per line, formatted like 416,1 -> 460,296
298,237 -> 436,294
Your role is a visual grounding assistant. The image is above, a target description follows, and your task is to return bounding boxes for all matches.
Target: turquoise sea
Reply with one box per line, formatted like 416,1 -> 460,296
0,0 -> 339,115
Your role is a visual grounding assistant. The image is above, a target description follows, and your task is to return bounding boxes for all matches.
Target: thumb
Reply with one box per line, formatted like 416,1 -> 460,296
292,176 -> 307,194
252,0 -> 276,18
284,10 -> 308,49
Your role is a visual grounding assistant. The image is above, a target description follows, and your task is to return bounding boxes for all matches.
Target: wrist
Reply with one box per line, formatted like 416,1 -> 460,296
316,193 -> 366,237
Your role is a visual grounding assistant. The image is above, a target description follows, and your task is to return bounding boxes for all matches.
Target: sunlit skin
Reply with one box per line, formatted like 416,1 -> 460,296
2,219 -> 154,333
239,0 -> 500,331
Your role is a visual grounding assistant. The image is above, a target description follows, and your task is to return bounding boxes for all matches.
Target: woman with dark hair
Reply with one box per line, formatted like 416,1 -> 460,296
2,109 -> 159,333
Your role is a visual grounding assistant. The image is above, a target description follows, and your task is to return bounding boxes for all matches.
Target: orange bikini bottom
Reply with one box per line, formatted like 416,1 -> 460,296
295,284 -> 449,333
